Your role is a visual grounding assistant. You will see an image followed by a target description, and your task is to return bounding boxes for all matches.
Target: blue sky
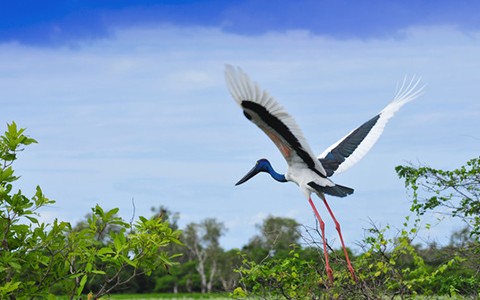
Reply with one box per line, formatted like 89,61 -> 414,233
2,1 -> 479,250
3,0 -> 480,45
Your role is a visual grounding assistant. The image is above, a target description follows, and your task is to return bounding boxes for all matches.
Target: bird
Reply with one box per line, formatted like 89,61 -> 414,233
224,64 -> 423,283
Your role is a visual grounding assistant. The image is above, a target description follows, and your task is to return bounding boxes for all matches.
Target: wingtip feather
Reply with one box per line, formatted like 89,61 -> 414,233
393,75 -> 425,104
318,75 -> 425,175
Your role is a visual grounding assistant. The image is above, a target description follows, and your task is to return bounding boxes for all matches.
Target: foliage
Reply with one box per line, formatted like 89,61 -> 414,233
154,260 -> 200,293
182,218 -> 227,293
242,216 -> 301,262
395,158 -> 480,297
396,157 -> 480,239
0,122 -> 182,299
217,249 -> 242,292
78,292 -> 231,299
352,217 -> 466,298
0,121 -> 62,298
66,205 -> 182,298
234,245 -> 325,299
234,217 -> 475,299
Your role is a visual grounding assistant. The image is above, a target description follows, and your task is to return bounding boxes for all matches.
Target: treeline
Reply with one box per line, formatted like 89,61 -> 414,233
78,209 -> 479,298
1,122 -> 479,299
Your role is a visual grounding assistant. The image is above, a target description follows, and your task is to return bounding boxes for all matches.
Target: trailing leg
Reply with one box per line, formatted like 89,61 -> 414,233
321,196 -> 357,282
308,198 -> 334,284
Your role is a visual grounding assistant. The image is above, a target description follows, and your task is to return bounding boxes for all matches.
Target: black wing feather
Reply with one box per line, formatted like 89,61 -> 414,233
320,114 -> 380,176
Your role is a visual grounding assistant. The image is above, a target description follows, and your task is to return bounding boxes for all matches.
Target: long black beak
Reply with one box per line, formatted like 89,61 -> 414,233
235,164 -> 261,186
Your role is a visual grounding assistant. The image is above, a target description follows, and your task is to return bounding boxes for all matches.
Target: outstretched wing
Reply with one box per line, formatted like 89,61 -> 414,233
318,76 -> 424,176
225,64 -> 327,178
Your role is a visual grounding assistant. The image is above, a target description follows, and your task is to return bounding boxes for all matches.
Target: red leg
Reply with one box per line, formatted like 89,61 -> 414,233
321,197 -> 357,282
308,198 -> 334,284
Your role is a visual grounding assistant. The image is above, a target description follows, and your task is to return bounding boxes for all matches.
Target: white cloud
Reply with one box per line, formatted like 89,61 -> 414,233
2,24 -> 479,250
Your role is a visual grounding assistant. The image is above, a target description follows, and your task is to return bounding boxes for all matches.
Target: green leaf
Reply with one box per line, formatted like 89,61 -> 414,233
69,273 -> 85,279
94,204 -> 104,217
8,261 -> 22,271
22,137 -> 38,145
113,235 -> 123,251
47,294 -> 57,300
97,247 -> 115,255
122,255 -> 137,268
77,274 -> 88,297
0,166 -> 18,183
0,281 -> 21,294
85,262 -> 93,272
106,207 -> 119,219
25,215 -> 39,224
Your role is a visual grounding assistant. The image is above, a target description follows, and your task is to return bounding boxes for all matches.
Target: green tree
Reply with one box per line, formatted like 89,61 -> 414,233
149,206 -> 196,294
0,121 -> 62,298
182,218 -> 226,293
396,157 -> 480,239
151,205 -> 180,230
217,249 -> 242,292
235,216 -> 469,299
243,216 -> 301,261
234,245 -> 324,299
397,158 -> 480,296
65,205 -> 182,298
0,122 -> 182,299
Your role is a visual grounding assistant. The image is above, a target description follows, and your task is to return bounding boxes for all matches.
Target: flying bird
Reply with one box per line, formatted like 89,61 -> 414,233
225,65 -> 423,283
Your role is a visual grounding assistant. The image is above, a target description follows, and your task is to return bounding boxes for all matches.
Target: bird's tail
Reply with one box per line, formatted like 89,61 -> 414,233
308,182 -> 354,198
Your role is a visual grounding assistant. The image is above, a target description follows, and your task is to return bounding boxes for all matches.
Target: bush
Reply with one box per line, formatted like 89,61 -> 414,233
0,122 -> 182,299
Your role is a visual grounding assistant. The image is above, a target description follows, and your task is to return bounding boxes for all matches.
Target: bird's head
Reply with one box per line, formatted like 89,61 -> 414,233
235,158 -> 272,186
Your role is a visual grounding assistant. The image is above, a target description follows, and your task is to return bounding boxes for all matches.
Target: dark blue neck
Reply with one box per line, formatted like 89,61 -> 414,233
265,164 -> 287,183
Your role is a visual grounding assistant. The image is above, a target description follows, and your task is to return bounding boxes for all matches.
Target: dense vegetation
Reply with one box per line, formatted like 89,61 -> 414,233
0,123 -> 181,299
1,122 -> 479,299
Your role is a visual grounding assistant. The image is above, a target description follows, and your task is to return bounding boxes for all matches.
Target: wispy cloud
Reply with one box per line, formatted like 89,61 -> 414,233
2,20 -> 479,249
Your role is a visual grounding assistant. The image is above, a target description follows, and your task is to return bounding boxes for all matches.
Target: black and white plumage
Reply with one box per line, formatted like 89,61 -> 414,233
318,79 -> 423,177
225,64 -> 423,282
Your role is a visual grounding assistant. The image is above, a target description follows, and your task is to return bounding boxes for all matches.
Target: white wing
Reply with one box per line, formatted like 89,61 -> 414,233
318,76 -> 424,176
225,64 -> 327,177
